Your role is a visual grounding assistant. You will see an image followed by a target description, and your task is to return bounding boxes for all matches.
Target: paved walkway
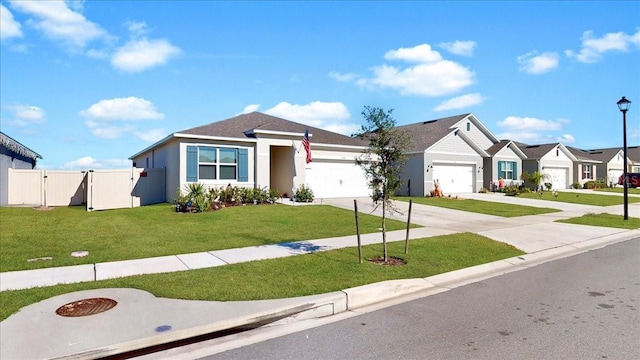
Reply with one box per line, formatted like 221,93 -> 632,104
1,191 -> 639,359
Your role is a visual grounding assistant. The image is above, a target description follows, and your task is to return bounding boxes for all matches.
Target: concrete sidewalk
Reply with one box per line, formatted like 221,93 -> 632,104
1,192 -> 639,359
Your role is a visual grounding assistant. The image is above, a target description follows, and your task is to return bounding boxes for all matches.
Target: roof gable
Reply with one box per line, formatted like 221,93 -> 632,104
517,142 -> 577,161
395,113 -> 471,151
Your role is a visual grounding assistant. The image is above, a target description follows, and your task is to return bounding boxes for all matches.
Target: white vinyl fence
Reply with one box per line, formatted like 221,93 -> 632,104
7,167 -> 165,211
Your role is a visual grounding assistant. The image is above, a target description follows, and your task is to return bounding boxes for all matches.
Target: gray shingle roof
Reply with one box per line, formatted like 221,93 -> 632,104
515,142 -> 560,159
486,140 -> 511,156
567,146 -> 601,162
582,147 -> 622,163
0,132 -> 42,160
179,112 -> 368,146
393,113 -> 471,151
627,146 -> 640,163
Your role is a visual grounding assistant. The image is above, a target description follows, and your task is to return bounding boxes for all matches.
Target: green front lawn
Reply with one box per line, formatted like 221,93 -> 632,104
0,233 -> 523,321
557,213 -> 640,229
516,191 -> 640,206
395,197 -> 559,217
592,187 -> 640,195
0,203 -> 414,272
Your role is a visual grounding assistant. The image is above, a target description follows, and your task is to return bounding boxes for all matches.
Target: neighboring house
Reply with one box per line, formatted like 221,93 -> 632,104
129,112 -> 371,201
581,147 -> 628,187
394,113 -> 518,196
516,142 -> 577,190
1,132 -> 42,205
626,146 -> 640,173
485,140 -> 527,190
567,146 -> 602,188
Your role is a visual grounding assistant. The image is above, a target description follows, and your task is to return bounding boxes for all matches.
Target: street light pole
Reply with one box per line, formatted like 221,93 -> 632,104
617,96 -> 631,220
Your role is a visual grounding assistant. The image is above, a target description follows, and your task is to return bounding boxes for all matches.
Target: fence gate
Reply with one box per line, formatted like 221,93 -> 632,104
7,167 -> 166,211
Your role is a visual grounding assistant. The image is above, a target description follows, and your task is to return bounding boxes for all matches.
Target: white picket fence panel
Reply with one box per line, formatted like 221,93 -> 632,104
6,167 -> 165,211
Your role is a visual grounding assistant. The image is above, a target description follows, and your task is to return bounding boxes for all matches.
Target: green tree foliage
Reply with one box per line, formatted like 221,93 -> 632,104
353,106 -> 411,261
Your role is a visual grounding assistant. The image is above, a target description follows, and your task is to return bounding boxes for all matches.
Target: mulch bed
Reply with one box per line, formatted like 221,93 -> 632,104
368,256 -> 406,266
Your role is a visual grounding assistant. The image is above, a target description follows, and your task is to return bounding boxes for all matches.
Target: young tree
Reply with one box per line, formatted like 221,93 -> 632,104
353,106 -> 411,262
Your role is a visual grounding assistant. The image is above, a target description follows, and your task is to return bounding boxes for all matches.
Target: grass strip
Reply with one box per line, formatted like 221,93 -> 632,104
592,188 -> 640,195
515,191 -> 640,206
557,213 -> 640,229
0,203 -> 415,272
395,196 -> 559,217
0,233 -> 523,321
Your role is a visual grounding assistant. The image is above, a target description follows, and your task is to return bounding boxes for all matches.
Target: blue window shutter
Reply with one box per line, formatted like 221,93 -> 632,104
498,161 -> 504,178
238,148 -> 248,182
186,146 -> 197,182
513,162 -> 518,180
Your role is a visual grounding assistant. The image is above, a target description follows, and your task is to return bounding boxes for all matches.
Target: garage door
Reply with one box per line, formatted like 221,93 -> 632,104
305,161 -> 371,198
608,169 -> 622,187
432,164 -> 474,194
543,167 -> 568,190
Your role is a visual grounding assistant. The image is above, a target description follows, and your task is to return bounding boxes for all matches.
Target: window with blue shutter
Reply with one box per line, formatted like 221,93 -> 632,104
186,146 -> 198,182
238,148 -> 248,182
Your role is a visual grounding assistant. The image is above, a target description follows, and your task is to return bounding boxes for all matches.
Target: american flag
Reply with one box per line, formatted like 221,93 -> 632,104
303,129 -> 312,164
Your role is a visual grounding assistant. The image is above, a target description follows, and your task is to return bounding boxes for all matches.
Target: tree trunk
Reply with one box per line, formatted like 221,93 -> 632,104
382,199 -> 388,261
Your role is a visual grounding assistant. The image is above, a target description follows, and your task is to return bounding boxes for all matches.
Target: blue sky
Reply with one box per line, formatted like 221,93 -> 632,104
1,1 -> 639,169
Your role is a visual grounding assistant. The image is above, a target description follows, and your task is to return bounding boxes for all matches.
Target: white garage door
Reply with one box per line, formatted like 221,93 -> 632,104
432,164 -> 474,194
305,161 -> 371,198
543,167 -> 568,190
608,169 -> 622,186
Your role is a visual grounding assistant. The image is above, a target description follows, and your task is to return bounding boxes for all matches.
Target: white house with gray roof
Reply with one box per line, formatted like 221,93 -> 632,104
395,113 -> 525,196
130,112 -> 372,201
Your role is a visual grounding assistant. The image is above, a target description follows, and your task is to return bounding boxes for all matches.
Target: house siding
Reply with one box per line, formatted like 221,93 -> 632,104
461,120 -> 495,150
430,133 -> 477,155
398,153 -> 425,196
1,147 -> 37,205
488,146 -> 522,189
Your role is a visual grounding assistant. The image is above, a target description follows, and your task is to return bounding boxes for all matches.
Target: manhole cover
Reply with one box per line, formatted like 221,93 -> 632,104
55,298 -> 117,317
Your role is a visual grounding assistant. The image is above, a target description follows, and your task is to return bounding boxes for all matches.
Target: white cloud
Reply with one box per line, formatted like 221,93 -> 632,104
80,97 -> 164,121
384,44 -> 442,63
5,104 -> 46,126
111,38 -> 181,72
360,43 -> 475,97
85,120 -> 135,139
518,51 -> 559,74
262,101 -> 359,135
62,156 -> 102,169
242,104 -> 261,114
566,29 -> 640,63
62,156 -> 130,170
496,116 -> 573,144
438,41 -> 476,56
498,116 -> 564,131
9,0 -> 107,49
557,134 -> 575,144
328,71 -> 358,82
434,93 -> 484,111
125,20 -> 149,38
135,128 -> 166,142
1,4 -> 22,40
265,101 -> 350,122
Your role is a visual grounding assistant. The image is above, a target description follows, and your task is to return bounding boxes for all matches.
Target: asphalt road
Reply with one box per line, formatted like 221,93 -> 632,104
200,238 -> 640,360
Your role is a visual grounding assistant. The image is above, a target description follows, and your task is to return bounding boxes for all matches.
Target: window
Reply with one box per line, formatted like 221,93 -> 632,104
498,161 -> 518,180
186,146 -> 248,182
466,122 -> 471,131
582,164 -> 593,180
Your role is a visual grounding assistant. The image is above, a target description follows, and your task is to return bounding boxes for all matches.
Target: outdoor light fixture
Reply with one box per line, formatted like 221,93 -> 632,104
617,96 -> 631,220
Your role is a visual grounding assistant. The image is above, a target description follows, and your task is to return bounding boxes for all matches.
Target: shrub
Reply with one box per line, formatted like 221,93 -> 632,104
544,182 -> 552,191
572,182 -> 581,189
294,184 -> 314,202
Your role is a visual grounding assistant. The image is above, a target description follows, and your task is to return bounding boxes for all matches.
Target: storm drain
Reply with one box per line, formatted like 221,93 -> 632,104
55,298 -> 117,317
